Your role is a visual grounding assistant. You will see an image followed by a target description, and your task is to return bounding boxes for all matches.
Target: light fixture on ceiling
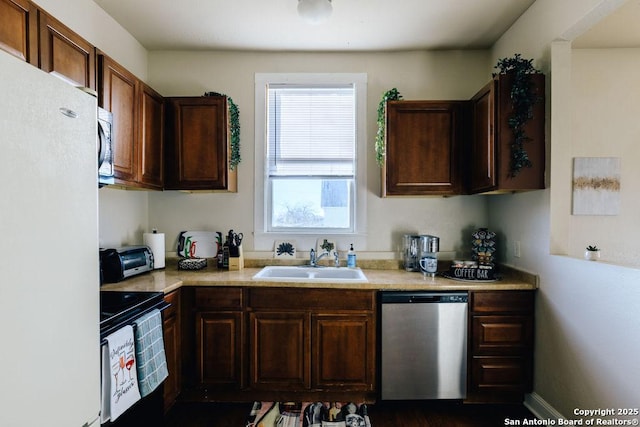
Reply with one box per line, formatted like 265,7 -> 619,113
297,0 -> 332,25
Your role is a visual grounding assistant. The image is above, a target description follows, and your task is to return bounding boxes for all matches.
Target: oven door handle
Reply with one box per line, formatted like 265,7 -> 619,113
100,300 -> 171,343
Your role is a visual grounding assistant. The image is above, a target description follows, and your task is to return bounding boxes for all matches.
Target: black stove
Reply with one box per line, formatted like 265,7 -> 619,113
100,291 -> 167,339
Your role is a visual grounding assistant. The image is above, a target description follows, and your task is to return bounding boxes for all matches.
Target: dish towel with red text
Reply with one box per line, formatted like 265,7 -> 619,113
101,325 -> 141,423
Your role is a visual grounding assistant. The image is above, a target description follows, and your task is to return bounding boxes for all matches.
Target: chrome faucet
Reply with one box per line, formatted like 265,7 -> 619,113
309,248 -> 330,267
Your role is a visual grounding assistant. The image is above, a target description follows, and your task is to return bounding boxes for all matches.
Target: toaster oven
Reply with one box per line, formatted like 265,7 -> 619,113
100,246 -> 154,283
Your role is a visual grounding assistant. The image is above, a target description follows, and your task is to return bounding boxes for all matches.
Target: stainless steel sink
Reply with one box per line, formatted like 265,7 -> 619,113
252,266 -> 368,283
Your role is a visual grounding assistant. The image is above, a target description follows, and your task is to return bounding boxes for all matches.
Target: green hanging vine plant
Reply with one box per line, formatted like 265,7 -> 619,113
375,88 -> 403,167
204,92 -> 241,170
493,54 -> 542,177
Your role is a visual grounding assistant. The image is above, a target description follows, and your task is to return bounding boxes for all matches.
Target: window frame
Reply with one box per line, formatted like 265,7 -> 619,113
254,73 -> 368,251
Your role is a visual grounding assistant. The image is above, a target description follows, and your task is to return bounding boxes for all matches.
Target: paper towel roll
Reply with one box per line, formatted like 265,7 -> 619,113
143,232 -> 165,269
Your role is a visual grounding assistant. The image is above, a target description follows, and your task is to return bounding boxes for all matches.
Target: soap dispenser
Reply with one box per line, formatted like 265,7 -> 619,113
347,243 -> 357,268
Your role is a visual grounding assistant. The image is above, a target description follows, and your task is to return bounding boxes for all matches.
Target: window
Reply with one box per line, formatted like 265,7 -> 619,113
254,74 -> 367,248
268,85 -> 355,230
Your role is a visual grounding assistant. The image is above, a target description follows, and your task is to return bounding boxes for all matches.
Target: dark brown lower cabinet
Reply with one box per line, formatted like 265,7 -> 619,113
196,311 -> 243,388
467,291 -> 534,403
189,287 -> 375,400
248,288 -> 376,394
249,311 -> 311,391
313,314 -> 374,390
193,287 -> 244,390
162,290 -> 181,412
185,286 -> 531,404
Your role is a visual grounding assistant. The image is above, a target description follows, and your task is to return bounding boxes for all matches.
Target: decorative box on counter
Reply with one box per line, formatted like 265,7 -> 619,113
446,260 -> 497,281
178,257 -> 207,270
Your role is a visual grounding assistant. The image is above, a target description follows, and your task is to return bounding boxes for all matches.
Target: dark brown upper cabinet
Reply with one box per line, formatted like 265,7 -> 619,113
98,52 -> 139,184
39,11 -> 95,89
139,82 -> 164,190
164,96 -> 237,192
98,52 -> 165,190
469,73 -> 545,194
382,100 -> 468,196
0,0 -> 38,65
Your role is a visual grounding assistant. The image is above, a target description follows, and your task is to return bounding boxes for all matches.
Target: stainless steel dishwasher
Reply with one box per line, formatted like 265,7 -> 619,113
380,291 -> 468,400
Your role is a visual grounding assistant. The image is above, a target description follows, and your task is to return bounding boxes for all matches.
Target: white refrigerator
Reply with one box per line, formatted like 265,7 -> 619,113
0,51 -> 101,426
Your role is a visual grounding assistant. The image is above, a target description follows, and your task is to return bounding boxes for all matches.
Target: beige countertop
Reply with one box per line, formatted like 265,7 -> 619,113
100,260 -> 538,294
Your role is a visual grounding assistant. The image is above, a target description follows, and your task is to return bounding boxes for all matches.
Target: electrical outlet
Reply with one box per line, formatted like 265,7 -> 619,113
514,241 -> 521,258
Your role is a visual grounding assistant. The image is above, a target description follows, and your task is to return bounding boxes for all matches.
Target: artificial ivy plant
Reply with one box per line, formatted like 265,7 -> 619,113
204,92 -> 241,170
493,54 -> 542,177
375,88 -> 403,167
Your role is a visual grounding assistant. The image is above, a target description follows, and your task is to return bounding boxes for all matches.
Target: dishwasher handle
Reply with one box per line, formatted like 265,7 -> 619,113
409,295 -> 439,303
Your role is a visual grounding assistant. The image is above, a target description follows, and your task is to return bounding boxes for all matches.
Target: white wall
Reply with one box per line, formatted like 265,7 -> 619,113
147,50 -> 492,256
490,0 -> 640,418
569,48 -> 640,266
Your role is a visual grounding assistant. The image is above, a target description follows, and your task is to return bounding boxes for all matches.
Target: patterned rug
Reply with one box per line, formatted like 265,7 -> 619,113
245,401 -> 372,427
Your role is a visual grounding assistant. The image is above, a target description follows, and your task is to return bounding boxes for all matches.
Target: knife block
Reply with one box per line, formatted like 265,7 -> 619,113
229,246 -> 244,271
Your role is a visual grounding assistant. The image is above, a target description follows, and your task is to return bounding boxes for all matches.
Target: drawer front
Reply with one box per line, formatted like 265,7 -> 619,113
470,356 -> 531,393
470,291 -> 534,314
248,288 -> 375,311
194,287 -> 243,310
472,315 -> 533,355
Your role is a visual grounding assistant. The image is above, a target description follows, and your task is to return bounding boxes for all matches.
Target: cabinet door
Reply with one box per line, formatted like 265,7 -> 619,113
165,96 -> 234,191
469,74 -> 545,194
162,290 -> 181,412
196,311 -> 243,388
383,101 -> 465,196
469,80 -> 496,193
0,0 -> 37,64
494,73 -> 546,191
39,11 -> 95,89
249,311 -> 310,390
312,314 -> 375,390
139,83 -> 164,189
99,53 -> 139,183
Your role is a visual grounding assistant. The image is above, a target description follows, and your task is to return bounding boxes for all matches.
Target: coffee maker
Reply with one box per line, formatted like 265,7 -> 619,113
419,235 -> 440,277
403,235 -> 420,271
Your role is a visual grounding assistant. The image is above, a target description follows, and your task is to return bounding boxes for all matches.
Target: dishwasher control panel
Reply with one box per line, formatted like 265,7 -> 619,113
380,291 -> 468,304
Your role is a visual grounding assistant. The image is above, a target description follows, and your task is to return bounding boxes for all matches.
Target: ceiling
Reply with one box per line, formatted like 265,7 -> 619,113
573,0 -> 640,48
93,0 -> 640,52
93,0 -> 538,52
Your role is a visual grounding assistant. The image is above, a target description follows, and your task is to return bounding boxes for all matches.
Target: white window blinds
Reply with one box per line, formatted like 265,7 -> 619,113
267,85 -> 355,177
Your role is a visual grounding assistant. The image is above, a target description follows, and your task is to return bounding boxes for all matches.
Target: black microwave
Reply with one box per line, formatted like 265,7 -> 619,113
98,107 -> 114,186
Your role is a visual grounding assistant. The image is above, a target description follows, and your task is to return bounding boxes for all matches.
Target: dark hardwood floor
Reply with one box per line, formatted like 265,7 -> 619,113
163,400 -> 536,427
